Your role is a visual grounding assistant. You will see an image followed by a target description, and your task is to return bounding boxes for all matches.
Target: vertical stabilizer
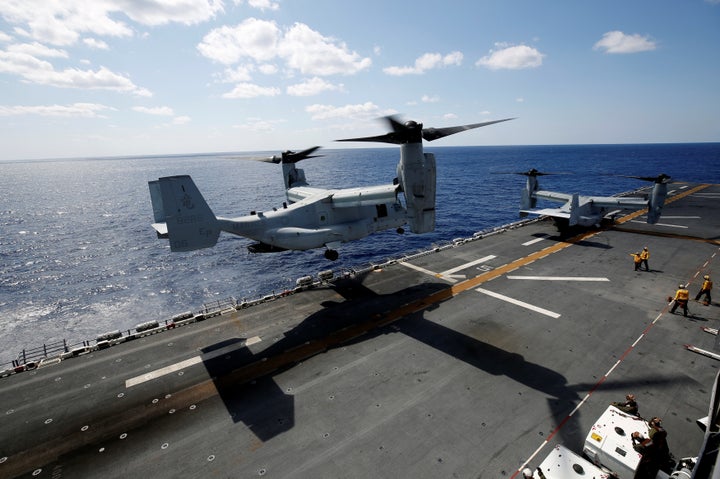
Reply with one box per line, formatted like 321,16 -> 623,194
151,176 -> 220,252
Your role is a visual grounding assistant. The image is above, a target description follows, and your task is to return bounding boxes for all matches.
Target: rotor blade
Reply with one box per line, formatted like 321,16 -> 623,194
603,173 -> 672,184
492,168 -> 571,177
336,133 -> 404,145
283,146 -> 323,163
422,118 -> 515,142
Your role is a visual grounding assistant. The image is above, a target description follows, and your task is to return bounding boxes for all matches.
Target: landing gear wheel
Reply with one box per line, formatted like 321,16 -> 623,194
396,227 -> 405,234
324,249 -> 339,261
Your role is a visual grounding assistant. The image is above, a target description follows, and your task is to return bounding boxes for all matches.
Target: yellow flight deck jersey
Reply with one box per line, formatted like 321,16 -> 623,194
675,288 -> 689,301
640,250 -> 649,260
702,279 -> 713,290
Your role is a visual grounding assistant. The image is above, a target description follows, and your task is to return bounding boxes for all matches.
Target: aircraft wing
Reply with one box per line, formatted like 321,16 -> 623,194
288,184 -> 399,208
521,208 -> 571,219
534,190 -> 573,204
330,184 -> 399,208
286,186 -> 332,204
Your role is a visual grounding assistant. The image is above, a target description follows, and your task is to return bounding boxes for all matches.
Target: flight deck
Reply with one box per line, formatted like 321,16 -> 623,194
1,182 -> 719,479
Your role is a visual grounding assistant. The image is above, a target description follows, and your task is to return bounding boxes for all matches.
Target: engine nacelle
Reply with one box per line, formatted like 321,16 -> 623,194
397,143 -> 436,234
646,181 -> 667,224
520,175 -> 539,212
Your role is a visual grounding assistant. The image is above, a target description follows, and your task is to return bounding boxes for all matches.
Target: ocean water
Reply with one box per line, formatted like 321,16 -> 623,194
1,143 -> 718,366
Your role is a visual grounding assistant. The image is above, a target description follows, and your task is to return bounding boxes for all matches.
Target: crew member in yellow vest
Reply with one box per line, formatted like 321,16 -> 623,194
640,246 -> 650,271
670,284 -> 690,316
695,275 -> 713,304
630,252 -> 642,271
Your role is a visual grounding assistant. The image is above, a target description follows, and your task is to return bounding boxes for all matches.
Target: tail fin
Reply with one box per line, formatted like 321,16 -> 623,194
148,175 -> 220,252
646,181 -> 667,224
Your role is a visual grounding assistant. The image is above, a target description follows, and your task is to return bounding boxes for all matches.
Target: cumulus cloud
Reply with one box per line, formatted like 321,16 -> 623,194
384,51 -> 463,76
476,44 -> 544,70
0,102 -> 114,117
198,18 -> 371,98
197,18 -> 280,65
593,31 -> 657,54
286,77 -> 343,96
198,19 -> 371,75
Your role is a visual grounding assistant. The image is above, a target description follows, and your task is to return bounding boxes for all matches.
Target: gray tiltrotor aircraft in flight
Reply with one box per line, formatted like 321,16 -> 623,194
148,116 -> 513,260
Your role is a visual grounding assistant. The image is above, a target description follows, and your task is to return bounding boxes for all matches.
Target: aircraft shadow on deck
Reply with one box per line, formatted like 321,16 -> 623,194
200,275 -> 690,446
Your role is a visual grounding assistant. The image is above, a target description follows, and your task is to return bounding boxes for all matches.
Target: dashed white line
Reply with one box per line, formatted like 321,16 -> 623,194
522,236 -> 548,246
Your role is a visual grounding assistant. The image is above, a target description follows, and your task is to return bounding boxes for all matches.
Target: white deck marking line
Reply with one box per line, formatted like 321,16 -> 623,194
399,255 -> 496,283
126,356 -> 202,388
475,287 -> 560,318
440,255 -> 496,276
629,220 -> 688,228
125,335 -> 263,388
398,261 -> 438,277
522,236 -> 548,246
653,216 -> 701,219
506,276 -> 610,282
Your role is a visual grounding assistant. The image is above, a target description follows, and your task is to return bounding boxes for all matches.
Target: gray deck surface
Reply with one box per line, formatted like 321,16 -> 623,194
1,182 -> 719,479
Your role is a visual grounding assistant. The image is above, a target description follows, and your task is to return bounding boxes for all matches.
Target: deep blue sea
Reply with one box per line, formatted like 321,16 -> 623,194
1,143 -> 718,365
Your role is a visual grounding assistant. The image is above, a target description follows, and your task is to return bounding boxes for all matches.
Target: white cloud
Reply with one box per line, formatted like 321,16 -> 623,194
222,82 -> 281,98
247,0 -> 280,11
198,19 -> 371,76
0,0 -> 224,46
0,31 -> 13,43
83,37 -> 109,50
421,95 -> 439,103
593,31 -> 657,54
477,44 -> 544,70
280,23 -> 371,76
172,115 -> 191,125
233,117 -> 285,132
287,77 -> 343,96
384,51 -> 463,76
305,102 -> 390,121
442,113 -> 458,120
476,44 -> 544,70
0,50 -> 152,96
7,42 -> 67,58
197,18 -> 280,65
0,102 -> 114,117
133,106 -> 175,115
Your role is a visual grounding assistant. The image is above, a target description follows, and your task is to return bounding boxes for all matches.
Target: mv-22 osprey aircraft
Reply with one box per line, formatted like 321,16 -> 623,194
511,168 -> 671,231
148,116 -> 513,260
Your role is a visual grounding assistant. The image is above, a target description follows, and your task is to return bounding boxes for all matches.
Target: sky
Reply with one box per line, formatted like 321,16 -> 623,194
1,0 -> 719,160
